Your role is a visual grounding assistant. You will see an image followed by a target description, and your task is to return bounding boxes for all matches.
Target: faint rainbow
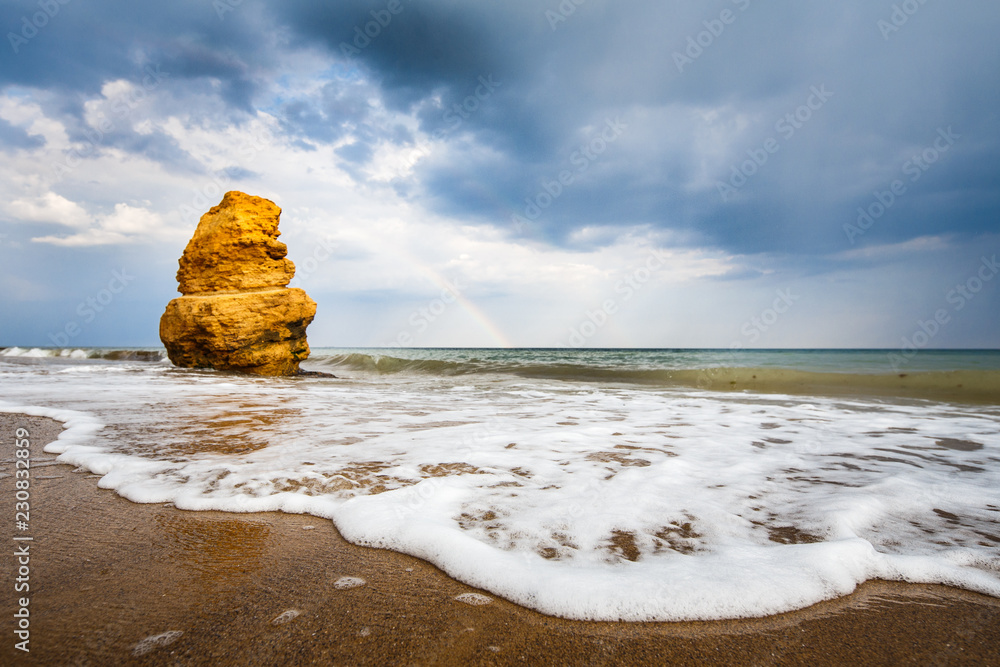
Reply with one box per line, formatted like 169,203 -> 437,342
413,265 -> 514,348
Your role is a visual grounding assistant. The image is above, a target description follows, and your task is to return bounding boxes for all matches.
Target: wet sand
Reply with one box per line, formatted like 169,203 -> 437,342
2,413 -> 999,666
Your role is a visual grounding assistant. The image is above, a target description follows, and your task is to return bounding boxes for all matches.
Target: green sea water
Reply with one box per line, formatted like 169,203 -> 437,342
3,346 -> 999,402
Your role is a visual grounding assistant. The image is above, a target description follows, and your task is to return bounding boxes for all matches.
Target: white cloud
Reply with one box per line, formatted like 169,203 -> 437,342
6,193 -> 91,228
0,95 -> 66,149
4,183 -> 171,246
30,202 -> 170,247
31,228 -> 131,247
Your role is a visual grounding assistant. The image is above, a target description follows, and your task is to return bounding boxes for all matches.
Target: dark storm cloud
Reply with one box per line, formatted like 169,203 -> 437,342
271,0 -> 513,108
0,1 -> 266,96
3,0 -> 999,258
263,0 -> 1000,255
277,79 -> 379,145
0,0 -> 273,176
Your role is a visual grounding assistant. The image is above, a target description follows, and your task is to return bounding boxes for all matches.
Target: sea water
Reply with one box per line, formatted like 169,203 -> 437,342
1,347 -> 998,621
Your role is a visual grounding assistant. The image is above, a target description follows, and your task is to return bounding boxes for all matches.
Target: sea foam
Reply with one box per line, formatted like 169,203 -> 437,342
1,356 -> 998,621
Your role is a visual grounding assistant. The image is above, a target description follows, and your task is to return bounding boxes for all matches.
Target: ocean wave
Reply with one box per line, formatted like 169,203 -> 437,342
3,347 -> 997,403
307,352 -> 1000,403
0,347 -> 166,362
310,352 -> 486,376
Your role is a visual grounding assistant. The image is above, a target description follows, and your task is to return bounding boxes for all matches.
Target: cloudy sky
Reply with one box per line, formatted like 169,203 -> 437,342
1,0 -> 998,349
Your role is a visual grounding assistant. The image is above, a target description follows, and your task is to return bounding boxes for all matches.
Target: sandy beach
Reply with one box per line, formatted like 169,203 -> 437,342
0,413 -> 997,665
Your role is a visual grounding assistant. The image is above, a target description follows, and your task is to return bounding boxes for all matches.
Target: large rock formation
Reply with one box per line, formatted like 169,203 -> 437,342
159,191 -> 317,376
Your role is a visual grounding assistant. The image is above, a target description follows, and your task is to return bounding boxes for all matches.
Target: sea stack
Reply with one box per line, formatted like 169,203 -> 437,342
159,191 -> 317,376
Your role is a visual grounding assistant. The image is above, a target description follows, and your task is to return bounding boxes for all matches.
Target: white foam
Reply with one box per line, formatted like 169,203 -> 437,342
333,576 -> 366,590
455,593 -> 493,606
132,630 -> 182,656
0,402 -> 105,450
0,347 -> 94,358
2,347 -> 48,357
271,609 -> 301,625
1,360 -> 998,621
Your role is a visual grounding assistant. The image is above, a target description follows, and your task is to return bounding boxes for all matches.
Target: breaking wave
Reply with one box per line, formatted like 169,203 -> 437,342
307,351 -> 1000,403
0,347 -> 167,362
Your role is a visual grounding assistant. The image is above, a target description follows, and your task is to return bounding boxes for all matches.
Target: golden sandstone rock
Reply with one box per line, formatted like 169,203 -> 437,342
159,192 -> 316,376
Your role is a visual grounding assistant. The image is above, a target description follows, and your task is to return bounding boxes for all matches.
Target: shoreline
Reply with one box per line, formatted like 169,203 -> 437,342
2,413 -> 999,665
